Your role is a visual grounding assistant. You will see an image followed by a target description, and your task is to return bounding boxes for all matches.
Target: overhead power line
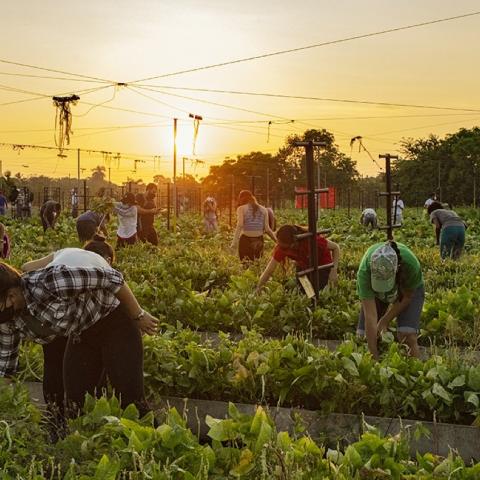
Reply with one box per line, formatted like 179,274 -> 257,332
0,58 -> 113,84
133,84 -> 480,113
130,11 -> 480,83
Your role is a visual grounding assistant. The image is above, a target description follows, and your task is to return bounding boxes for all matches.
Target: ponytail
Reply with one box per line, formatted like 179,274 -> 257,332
389,241 -> 403,301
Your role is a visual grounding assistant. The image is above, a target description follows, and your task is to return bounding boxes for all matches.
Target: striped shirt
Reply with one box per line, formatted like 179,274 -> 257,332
0,265 -> 124,377
243,204 -> 266,231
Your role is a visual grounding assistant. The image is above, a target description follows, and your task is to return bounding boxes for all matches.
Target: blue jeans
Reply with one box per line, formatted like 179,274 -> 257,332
440,225 -> 465,260
357,285 -> 425,334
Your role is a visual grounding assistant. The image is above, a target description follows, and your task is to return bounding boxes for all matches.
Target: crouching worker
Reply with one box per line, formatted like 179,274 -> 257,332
0,260 -> 158,435
360,208 -> 377,229
256,225 -> 340,293
357,241 -> 424,359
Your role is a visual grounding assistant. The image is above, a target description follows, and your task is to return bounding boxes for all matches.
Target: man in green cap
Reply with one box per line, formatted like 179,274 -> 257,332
357,241 -> 424,359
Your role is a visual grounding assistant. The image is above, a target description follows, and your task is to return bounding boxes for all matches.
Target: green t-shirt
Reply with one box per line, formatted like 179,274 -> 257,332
357,242 -> 423,303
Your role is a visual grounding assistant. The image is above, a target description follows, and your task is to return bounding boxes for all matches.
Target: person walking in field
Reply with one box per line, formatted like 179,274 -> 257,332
0,256 -> 158,428
203,196 -> 219,234
360,207 -> 377,229
424,192 -> 438,210
256,224 -> 340,293
40,200 -> 61,231
231,190 -> 276,262
357,241 -> 424,359
427,201 -> 466,260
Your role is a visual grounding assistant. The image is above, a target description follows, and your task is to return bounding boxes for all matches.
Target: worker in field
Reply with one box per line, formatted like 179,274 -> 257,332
203,196 -> 219,234
256,224 -> 340,293
140,191 -> 159,245
424,192 -> 438,210
231,190 -> 276,262
357,241 -> 424,359
0,248 -> 158,437
0,223 -> 10,259
391,196 -> 404,225
427,201 -> 466,260
40,199 -> 61,231
360,207 -> 377,229
76,209 -> 108,242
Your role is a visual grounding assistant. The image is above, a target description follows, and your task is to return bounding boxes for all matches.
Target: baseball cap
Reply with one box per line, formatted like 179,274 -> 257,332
370,243 -> 398,293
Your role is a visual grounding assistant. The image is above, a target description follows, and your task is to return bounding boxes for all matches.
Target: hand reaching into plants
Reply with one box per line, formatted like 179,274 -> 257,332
328,267 -> 338,287
137,311 -> 159,335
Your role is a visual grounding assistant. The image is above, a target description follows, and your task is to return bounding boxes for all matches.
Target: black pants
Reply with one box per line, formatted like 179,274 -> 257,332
239,235 -> 264,262
43,307 -> 149,418
297,267 -> 331,293
76,219 -> 97,242
141,225 -> 158,246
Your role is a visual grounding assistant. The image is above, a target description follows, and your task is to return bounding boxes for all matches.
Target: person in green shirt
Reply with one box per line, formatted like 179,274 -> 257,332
357,241 -> 424,359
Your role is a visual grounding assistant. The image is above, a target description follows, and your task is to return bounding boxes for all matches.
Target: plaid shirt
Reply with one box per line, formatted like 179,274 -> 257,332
0,265 -> 124,377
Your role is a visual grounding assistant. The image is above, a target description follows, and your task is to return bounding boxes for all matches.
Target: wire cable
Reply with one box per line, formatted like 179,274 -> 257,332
130,11 -> 480,83
133,84 -> 480,113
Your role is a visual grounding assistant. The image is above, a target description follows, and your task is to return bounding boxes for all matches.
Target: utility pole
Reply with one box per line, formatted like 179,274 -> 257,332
77,148 -> 81,192
266,168 -> 270,206
173,118 -> 178,231
379,153 -> 399,240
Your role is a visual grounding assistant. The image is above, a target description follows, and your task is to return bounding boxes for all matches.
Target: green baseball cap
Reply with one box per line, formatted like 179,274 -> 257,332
370,243 -> 398,293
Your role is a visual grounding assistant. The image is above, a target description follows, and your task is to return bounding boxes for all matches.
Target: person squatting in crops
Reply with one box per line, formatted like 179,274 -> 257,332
360,208 -> 377,229
203,196 -> 219,234
0,251 -> 158,437
357,241 -> 424,359
231,190 -> 276,262
0,191 -> 8,216
427,201 -> 466,260
76,209 -> 109,242
40,199 -> 61,232
113,192 -> 158,248
21,235 -> 116,432
256,225 -> 340,293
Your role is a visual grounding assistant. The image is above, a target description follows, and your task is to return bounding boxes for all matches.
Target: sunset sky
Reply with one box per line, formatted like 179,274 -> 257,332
0,0 -> 479,184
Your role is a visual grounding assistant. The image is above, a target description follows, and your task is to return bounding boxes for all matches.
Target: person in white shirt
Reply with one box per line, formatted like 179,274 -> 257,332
114,193 -> 157,248
424,193 -> 438,210
360,208 -> 377,229
392,197 -> 405,225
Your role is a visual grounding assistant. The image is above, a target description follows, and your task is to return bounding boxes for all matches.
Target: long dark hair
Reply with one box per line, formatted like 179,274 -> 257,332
276,225 -> 307,247
389,241 -> 404,300
238,190 -> 260,217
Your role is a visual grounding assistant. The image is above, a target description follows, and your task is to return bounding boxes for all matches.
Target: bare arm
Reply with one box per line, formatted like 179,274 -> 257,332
115,283 -> 159,335
21,253 -> 55,272
377,289 -> 415,334
256,257 -> 279,292
326,239 -> 340,285
263,208 -> 277,243
361,298 -> 379,359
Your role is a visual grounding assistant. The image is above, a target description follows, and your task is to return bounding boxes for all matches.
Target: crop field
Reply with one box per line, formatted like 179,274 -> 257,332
3,207 -> 480,478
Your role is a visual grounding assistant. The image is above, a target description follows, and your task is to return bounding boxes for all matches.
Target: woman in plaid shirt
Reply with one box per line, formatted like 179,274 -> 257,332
0,261 -> 158,423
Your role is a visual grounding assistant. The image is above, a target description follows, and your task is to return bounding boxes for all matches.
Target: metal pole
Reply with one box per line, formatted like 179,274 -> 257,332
266,168 -> 270,206
77,148 -> 81,192
229,175 -> 234,227
173,118 -> 178,231
383,154 -> 393,240
305,142 -> 319,298
166,182 -> 171,231
83,179 -> 87,213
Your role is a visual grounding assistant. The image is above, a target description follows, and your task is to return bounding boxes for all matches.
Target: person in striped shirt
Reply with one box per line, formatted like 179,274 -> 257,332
231,190 -> 276,262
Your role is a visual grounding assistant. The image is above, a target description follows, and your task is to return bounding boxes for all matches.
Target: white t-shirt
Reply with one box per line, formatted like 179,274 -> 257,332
392,199 -> 404,211
114,203 -> 138,238
48,248 -> 110,269
362,208 -> 376,217
424,198 -> 434,208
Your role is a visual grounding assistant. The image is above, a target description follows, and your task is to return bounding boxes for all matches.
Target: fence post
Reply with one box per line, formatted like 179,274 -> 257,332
83,180 -> 88,212
166,182 -> 171,231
